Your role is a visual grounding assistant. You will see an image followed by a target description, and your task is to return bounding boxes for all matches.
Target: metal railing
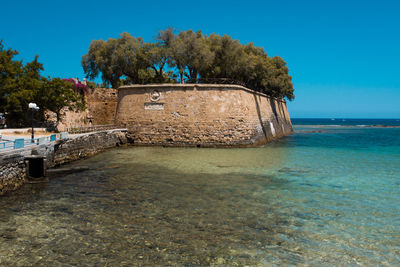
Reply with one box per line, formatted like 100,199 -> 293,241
185,78 -> 286,101
186,78 -> 249,88
0,133 -> 68,150
66,124 -> 120,134
0,140 -> 15,150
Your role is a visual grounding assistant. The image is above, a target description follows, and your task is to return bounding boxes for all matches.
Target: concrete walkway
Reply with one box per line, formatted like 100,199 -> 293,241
0,128 -> 128,155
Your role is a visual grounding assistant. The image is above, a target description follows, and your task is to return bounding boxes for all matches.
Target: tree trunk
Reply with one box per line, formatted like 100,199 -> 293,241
55,111 -> 61,132
179,70 -> 184,84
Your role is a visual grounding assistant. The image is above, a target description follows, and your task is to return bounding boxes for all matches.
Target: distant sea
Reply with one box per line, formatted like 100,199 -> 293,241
292,118 -> 400,127
0,118 -> 399,265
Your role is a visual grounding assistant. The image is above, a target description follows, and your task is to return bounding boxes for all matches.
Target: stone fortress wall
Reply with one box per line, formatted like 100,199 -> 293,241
54,88 -> 118,131
85,88 -> 118,125
116,84 -> 293,147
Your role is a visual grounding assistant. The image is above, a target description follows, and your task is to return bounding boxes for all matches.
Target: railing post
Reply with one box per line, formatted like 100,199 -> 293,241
60,132 -> 68,139
14,138 -> 25,149
38,137 -> 46,145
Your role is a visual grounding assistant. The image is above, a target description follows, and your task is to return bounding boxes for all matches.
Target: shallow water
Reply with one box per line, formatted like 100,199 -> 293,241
0,120 -> 399,266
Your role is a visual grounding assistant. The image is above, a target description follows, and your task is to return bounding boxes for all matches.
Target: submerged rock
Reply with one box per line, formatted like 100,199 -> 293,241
47,166 -> 90,175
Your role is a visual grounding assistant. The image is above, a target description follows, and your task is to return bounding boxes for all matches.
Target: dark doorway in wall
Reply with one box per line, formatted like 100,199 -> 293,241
25,156 -> 46,178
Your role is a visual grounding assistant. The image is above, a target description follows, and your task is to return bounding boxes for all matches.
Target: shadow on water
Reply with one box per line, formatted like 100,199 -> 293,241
0,156 -> 306,266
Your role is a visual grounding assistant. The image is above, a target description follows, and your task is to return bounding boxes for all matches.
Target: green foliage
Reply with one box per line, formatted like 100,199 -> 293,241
38,78 -> 85,124
0,40 -> 86,127
0,41 -> 45,125
82,32 -> 175,88
82,29 -> 295,100
172,30 -> 214,82
86,81 -> 106,89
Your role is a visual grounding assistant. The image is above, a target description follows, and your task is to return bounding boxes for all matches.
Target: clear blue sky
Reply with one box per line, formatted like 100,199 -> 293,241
1,0 -> 399,118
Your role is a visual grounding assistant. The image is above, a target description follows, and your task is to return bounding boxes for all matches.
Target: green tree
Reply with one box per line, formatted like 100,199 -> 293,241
37,78 -> 85,127
264,56 -> 294,100
171,30 -> 214,82
0,41 -> 23,119
1,41 -> 87,127
82,33 -> 158,87
166,32 -> 186,83
81,29 -> 295,100
0,41 -> 46,126
198,33 -> 254,84
114,33 -> 149,84
82,38 -> 123,88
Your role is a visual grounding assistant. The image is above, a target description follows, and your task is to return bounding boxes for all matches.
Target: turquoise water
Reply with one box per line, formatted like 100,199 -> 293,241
0,120 -> 399,266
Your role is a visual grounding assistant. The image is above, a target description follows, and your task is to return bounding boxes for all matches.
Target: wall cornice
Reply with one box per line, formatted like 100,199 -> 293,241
118,84 -> 286,103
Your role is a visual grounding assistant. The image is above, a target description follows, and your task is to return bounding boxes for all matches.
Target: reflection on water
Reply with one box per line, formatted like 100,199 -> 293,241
0,129 -> 399,265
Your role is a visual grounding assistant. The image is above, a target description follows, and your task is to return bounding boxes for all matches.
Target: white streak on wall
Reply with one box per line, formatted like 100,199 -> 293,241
270,122 -> 276,136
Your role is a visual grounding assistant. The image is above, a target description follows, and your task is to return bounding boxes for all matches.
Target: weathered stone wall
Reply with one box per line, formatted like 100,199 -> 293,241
51,130 -> 129,167
86,88 -> 118,125
0,153 -> 26,195
49,108 -> 89,132
116,84 -> 293,147
51,88 -> 118,131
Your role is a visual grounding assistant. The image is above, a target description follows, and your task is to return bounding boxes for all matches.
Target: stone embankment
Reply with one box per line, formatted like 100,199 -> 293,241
0,129 -> 131,195
0,153 -> 26,195
49,130 -> 130,167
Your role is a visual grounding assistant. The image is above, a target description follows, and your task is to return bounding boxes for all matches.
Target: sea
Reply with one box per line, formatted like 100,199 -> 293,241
0,118 -> 399,266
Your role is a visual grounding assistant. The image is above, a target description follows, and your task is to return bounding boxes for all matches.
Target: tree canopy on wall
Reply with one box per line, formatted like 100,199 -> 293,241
82,29 -> 295,100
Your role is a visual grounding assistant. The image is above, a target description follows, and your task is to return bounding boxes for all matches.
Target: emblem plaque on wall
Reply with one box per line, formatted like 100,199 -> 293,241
150,89 -> 161,102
